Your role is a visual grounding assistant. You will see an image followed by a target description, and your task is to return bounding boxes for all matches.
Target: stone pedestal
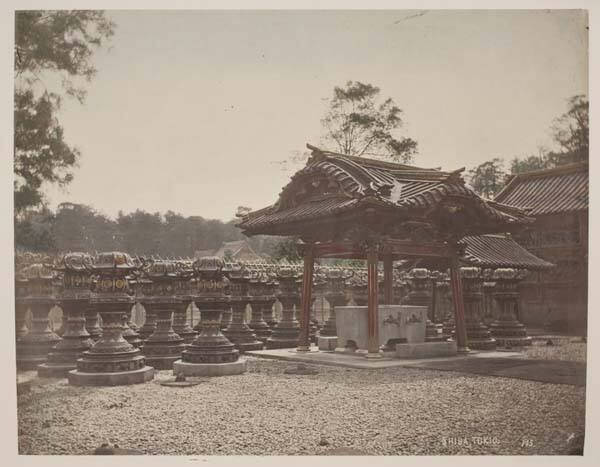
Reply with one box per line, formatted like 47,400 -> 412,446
122,314 -> 143,348
220,308 -> 232,331
247,273 -> 273,344
490,268 -> 532,347
38,299 -> 94,377
224,264 -> 264,352
85,305 -> 102,342
17,301 -> 61,370
172,301 -> 198,344
39,253 -> 96,378
15,276 -> 30,340
15,303 -> 29,340
143,302 -> 186,369
263,303 -> 277,329
266,266 -> 300,349
16,262 -> 61,370
248,300 -> 272,344
462,267 -> 496,350
138,303 -> 157,341
224,302 -> 263,352
68,252 -> 154,386
174,256 -> 246,377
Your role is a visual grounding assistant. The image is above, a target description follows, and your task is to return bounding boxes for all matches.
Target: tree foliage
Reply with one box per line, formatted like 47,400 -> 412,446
321,81 -> 418,163
468,94 -> 588,197
548,94 -> 588,165
467,158 -> 507,199
14,11 -> 115,215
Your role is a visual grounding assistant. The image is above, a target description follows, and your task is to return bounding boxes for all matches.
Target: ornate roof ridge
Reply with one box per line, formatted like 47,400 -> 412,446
497,162 -> 588,201
306,143 -> 453,174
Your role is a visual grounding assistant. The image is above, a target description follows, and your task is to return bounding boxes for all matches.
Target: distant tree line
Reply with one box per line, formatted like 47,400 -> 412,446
14,202 -> 290,259
468,94 -> 589,199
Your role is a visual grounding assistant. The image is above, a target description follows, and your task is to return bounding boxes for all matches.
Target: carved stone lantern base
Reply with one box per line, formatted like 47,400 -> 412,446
143,303 -> 186,370
224,303 -> 263,352
15,303 -> 29,340
174,308 -> 246,376
85,307 -> 102,342
38,300 -> 94,378
16,302 -> 61,371
122,315 -> 143,348
490,321 -> 532,347
68,302 -> 154,386
248,302 -> 272,344
265,315 -> 300,349
172,302 -> 198,345
138,307 -> 157,341
465,322 -> 497,350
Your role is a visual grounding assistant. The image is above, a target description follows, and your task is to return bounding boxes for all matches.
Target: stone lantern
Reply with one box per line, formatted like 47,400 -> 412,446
16,260 -> 61,370
248,270 -> 274,344
223,262 -> 263,352
68,252 -> 154,386
349,270 -> 368,306
172,260 -> 198,344
490,268 -> 532,347
435,272 -> 454,339
38,253 -> 96,377
82,273 -> 103,342
14,260 -> 30,340
137,274 -> 157,342
460,267 -> 496,350
265,264 -> 301,349
121,313 -> 143,348
138,258 -> 186,369
318,267 -> 351,351
173,256 -> 246,376
262,269 -> 279,328
403,268 -> 444,342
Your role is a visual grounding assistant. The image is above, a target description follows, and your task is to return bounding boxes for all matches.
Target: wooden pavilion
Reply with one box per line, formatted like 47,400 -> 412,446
237,144 -> 534,357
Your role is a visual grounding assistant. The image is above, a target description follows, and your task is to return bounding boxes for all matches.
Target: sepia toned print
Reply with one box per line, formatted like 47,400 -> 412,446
14,9 -> 587,456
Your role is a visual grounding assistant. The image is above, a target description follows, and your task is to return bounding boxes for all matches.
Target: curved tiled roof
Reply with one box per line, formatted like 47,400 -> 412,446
460,234 -> 554,270
494,162 -> 588,216
238,145 -> 533,234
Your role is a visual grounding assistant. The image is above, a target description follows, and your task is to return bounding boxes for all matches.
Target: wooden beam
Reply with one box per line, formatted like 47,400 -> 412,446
450,252 -> 470,354
297,243 -> 314,352
312,239 -> 451,260
383,255 -> 393,305
366,244 -> 381,357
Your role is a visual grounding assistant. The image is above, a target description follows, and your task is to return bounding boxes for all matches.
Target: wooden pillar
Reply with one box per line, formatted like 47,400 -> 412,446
383,255 -> 394,305
367,244 -> 381,357
297,244 -> 314,352
449,253 -> 470,354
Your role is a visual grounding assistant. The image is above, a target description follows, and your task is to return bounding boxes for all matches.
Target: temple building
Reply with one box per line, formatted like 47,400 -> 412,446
237,144 -> 534,355
195,240 -> 264,263
494,162 -> 589,334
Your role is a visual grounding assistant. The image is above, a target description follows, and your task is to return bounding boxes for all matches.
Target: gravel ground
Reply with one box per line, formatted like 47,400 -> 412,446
519,340 -> 587,362
17,352 -> 585,456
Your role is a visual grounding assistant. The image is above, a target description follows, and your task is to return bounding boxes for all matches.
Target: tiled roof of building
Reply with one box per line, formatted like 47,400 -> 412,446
460,234 -> 554,270
238,145 -> 532,234
213,240 -> 263,262
494,162 -> 588,216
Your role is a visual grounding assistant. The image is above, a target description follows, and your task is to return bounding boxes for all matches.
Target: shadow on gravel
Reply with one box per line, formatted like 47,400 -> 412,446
409,358 -> 586,387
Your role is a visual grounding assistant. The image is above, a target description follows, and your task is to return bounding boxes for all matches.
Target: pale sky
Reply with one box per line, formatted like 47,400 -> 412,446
44,9 -> 588,221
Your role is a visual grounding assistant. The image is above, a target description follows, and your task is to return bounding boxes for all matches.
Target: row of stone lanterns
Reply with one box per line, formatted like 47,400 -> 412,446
15,252 -> 533,384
